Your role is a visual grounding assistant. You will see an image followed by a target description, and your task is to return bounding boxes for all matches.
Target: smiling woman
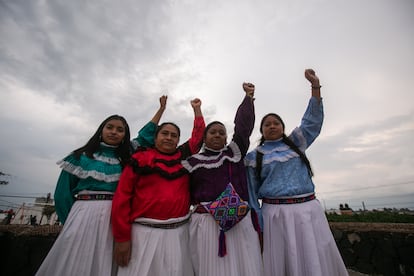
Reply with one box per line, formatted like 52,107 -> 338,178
154,122 -> 181,153
35,96 -> 169,276
245,69 -> 348,276
101,119 -> 127,146
182,83 -> 263,276
35,114 -> 131,276
111,98 -> 205,276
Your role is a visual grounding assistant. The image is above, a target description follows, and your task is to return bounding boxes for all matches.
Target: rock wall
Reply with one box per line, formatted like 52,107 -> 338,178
1,223 -> 414,276
0,225 -> 60,276
331,222 -> 414,276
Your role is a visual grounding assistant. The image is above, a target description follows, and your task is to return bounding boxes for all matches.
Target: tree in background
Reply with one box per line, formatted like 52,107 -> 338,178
0,171 -> 10,185
39,193 -> 55,224
41,205 -> 56,224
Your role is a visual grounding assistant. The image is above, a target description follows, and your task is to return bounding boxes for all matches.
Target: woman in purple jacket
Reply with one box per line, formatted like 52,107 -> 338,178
182,83 -> 263,276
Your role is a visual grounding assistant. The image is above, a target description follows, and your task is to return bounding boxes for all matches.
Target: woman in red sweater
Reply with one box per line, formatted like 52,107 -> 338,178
111,98 -> 205,276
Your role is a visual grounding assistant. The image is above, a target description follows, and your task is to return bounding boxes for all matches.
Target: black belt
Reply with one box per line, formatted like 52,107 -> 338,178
262,193 -> 315,205
75,194 -> 114,200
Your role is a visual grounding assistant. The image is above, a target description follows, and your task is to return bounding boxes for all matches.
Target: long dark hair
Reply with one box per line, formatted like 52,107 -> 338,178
73,115 -> 131,167
257,113 -> 313,178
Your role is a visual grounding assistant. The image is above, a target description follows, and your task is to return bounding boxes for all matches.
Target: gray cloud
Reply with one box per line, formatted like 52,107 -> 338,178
1,0 -> 413,211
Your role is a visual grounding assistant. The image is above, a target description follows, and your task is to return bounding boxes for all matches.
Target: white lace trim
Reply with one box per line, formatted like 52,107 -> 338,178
182,142 -> 241,172
244,149 -> 299,168
92,153 -> 121,165
258,144 -> 290,154
57,160 -> 121,182
263,151 -> 299,164
245,127 -> 306,167
292,127 -> 307,151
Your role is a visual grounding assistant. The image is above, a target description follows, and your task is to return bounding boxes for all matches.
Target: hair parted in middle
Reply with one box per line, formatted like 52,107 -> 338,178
73,114 -> 131,167
258,113 -> 313,177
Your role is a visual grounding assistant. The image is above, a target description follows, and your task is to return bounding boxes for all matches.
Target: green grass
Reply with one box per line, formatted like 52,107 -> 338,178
326,211 -> 414,223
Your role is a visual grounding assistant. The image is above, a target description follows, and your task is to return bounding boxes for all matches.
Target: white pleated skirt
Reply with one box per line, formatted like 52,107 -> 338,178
36,198 -> 116,276
262,199 -> 348,276
117,214 -> 194,276
189,211 -> 264,276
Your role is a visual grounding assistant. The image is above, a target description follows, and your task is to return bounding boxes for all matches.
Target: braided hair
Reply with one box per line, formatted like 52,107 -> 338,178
256,113 -> 313,180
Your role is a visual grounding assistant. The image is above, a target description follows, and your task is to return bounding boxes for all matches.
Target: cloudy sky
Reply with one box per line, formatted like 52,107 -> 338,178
1,0 -> 413,211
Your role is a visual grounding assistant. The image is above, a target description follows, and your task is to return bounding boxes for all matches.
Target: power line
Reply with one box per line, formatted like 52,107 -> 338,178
321,196 -> 414,209
0,198 -> 20,204
318,180 -> 414,195
321,193 -> 414,201
0,204 -> 20,209
0,194 -> 40,199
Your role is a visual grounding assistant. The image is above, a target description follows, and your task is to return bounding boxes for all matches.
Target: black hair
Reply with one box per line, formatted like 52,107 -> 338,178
255,150 -> 264,180
155,122 -> 181,138
257,113 -> 313,178
73,115 -> 131,167
203,121 -> 226,140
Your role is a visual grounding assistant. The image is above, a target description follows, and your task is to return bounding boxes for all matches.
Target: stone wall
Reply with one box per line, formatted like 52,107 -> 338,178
1,223 -> 414,276
331,222 -> 414,276
0,225 -> 60,276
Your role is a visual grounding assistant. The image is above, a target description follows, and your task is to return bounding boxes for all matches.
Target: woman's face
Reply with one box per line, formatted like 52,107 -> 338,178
101,119 -> 126,146
261,115 -> 284,141
155,124 -> 180,153
204,123 -> 227,150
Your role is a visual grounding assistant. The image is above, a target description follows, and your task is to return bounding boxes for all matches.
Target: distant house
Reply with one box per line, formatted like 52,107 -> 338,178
10,195 -> 58,225
339,203 -> 353,215
325,208 -> 341,215
0,212 -> 7,223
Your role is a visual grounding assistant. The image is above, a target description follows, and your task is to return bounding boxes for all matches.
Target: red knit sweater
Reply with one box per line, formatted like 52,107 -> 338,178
112,117 -> 205,242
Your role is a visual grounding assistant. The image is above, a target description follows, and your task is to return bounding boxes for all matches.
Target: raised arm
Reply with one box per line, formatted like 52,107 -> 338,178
191,98 -> 202,118
150,95 -> 167,124
290,69 -> 323,150
305,69 -> 321,100
182,98 -> 205,157
243,82 -> 255,99
233,82 -> 256,155
131,95 -> 167,150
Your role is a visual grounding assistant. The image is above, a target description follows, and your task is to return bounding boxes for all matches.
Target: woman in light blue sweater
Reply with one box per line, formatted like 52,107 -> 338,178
245,69 -> 347,276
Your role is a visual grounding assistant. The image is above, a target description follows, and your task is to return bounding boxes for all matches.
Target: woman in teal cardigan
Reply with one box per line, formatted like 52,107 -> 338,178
36,96 -> 167,276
